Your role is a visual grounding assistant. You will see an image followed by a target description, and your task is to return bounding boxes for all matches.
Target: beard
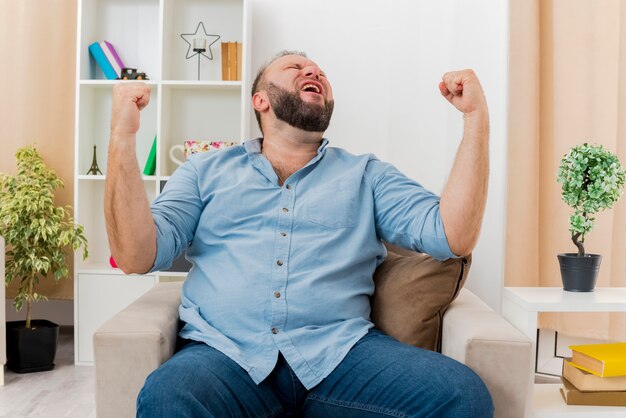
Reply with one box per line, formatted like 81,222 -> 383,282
266,82 -> 334,132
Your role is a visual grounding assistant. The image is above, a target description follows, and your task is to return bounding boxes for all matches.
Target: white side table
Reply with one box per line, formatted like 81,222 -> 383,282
502,287 -> 626,417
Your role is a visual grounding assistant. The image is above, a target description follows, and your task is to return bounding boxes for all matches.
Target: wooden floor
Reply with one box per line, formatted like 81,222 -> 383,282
0,328 -> 96,418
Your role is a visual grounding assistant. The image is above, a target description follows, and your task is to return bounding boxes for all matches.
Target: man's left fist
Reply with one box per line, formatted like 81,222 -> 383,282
438,69 -> 487,116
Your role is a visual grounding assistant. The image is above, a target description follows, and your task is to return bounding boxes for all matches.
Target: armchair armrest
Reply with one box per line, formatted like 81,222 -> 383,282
442,289 -> 533,418
93,281 -> 183,418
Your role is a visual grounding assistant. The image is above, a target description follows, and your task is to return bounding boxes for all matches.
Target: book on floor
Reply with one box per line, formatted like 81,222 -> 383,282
569,342 -> 626,378
563,360 -> 626,392
560,376 -> 626,406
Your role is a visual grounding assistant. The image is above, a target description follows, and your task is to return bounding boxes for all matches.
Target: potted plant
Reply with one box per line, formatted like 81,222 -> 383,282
557,143 -> 625,292
0,145 -> 88,373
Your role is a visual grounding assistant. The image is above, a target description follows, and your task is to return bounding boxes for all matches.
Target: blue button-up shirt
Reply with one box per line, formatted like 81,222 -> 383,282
150,138 -> 455,389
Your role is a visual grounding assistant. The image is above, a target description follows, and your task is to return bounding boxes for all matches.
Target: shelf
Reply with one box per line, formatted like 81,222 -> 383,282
533,384 -> 626,417
76,181 -> 157,267
77,85 -> 158,175
78,175 -> 106,180
78,175 -> 157,181
79,80 -> 238,88
161,0 -> 245,81
76,271 -> 157,363
159,86 -> 242,176
78,263 -> 126,275
158,271 -> 188,278
503,287 -> 626,312
161,80 -> 242,89
74,0 -> 249,366
502,287 -> 626,417
78,264 -> 187,277
78,264 -> 189,279
79,80 -> 158,88
78,0 -> 160,80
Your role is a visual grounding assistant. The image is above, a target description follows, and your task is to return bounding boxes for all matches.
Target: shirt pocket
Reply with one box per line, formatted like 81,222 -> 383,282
305,180 -> 358,229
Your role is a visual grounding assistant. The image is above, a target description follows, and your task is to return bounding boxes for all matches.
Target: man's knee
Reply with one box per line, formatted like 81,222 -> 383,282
395,346 -> 494,417
137,367 -> 203,417
136,345 -> 281,418
441,366 -> 494,418
136,344 -> 230,418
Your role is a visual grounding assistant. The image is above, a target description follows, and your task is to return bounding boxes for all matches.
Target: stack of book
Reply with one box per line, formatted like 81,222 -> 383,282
88,40 -> 125,80
560,342 -> 626,406
221,41 -> 242,81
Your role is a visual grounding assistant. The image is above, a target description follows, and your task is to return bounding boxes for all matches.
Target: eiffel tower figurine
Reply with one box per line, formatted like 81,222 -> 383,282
86,145 -> 103,175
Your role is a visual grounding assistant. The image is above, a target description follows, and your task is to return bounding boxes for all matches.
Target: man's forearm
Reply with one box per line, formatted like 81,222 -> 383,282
104,134 -> 157,274
440,111 -> 489,256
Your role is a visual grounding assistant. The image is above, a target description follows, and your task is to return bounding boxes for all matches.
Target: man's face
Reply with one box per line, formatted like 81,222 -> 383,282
260,55 -> 334,133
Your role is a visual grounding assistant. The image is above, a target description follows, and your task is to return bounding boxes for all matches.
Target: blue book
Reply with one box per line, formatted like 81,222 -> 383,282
88,41 -> 117,80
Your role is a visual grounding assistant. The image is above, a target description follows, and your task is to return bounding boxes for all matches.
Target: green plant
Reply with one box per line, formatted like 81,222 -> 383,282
0,145 -> 88,329
557,143 -> 625,256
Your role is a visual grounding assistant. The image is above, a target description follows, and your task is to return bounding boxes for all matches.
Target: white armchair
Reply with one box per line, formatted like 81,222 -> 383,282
93,283 -> 532,418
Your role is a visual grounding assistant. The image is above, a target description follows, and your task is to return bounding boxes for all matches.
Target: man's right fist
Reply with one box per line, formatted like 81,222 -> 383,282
110,82 -> 151,137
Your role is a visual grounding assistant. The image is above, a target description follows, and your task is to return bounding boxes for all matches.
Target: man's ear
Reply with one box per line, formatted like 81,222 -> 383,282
252,91 -> 270,113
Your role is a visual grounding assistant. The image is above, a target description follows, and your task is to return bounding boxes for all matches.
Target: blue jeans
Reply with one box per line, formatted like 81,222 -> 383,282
137,329 -> 493,417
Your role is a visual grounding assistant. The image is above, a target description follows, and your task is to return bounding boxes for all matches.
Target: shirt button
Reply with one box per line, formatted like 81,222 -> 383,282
282,207 -> 289,213
274,291 -> 281,298
285,184 -> 292,189
272,328 -> 279,334
280,232 -> 287,237
276,260 -> 284,266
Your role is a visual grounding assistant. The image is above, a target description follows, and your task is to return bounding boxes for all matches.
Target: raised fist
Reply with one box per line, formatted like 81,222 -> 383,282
438,70 -> 487,116
110,82 -> 152,137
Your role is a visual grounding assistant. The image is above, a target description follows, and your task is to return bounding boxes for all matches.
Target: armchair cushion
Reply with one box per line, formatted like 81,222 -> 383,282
371,244 -> 470,351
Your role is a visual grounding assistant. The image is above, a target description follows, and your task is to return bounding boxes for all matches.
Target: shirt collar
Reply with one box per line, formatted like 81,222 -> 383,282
243,137 -> 329,157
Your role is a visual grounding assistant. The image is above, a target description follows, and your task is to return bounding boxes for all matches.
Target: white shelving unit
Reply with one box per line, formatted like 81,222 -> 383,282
73,0 -> 251,365
502,287 -> 626,417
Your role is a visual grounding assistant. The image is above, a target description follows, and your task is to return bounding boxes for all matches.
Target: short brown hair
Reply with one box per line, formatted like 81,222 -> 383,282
251,50 -> 308,134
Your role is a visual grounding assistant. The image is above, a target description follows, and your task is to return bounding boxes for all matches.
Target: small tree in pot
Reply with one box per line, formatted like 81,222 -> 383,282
557,143 -> 625,292
0,145 -> 88,372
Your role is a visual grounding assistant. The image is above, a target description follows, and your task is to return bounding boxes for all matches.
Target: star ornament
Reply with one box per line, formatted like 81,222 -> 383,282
180,21 -> 220,60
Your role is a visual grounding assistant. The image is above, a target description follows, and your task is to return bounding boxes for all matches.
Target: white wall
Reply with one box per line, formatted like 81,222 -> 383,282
6,299 -> 74,326
250,0 -> 509,312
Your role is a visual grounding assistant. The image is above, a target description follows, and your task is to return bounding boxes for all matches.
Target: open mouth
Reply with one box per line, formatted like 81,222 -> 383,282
300,82 -> 323,95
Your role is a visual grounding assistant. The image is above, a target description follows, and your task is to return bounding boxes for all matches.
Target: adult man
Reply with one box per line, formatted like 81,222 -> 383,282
105,50 -> 493,417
